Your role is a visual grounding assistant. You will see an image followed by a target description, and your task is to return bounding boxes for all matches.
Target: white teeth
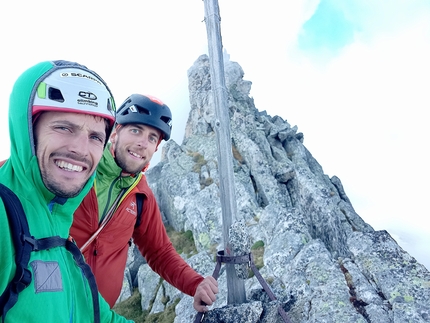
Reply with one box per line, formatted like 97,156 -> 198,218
56,160 -> 83,172
130,151 -> 142,159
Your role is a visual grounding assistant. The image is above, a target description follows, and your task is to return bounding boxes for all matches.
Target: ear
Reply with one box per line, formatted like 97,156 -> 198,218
110,129 -> 117,143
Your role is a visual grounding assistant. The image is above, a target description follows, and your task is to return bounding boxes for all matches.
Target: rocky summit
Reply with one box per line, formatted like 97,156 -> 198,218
118,54 -> 430,323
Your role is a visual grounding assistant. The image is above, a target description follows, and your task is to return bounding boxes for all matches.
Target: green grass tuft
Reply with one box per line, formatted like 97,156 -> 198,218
165,225 -> 198,257
113,288 -> 148,322
249,240 -> 265,277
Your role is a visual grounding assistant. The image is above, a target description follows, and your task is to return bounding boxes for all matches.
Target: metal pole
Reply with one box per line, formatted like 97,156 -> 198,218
203,0 -> 246,305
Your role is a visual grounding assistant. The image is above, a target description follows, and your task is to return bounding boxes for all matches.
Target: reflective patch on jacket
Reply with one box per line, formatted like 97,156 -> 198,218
30,260 -> 63,293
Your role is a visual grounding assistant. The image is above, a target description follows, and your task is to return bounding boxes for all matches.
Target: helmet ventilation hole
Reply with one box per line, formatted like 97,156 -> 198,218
48,87 -> 65,103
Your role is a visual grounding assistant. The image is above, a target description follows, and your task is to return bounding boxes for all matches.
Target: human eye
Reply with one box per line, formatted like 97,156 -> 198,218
54,125 -> 72,133
90,132 -> 105,144
149,135 -> 157,144
91,135 -> 103,142
51,120 -> 76,134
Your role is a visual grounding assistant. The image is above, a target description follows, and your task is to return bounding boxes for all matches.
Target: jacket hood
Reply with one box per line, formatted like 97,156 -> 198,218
0,60 -> 113,211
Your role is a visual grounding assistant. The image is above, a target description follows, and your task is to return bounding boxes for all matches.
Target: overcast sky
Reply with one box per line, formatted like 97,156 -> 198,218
1,0 -> 429,270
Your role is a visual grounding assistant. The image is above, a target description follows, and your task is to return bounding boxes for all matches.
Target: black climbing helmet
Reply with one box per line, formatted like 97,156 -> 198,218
116,94 -> 172,141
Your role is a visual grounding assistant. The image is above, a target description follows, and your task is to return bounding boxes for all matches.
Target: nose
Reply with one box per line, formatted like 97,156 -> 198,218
68,132 -> 90,156
136,135 -> 149,148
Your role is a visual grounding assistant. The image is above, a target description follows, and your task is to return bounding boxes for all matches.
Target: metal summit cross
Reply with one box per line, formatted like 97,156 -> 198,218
195,2 -> 293,323
203,0 -> 247,306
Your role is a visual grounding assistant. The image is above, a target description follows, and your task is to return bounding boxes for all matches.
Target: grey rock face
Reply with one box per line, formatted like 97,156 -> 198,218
229,220 -> 252,279
119,54 -> 430,323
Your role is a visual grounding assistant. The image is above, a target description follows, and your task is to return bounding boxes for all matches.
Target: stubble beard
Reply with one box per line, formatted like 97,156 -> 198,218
39,152 -> 91,198
41,172 -> 85,198
114,145 -> 147,175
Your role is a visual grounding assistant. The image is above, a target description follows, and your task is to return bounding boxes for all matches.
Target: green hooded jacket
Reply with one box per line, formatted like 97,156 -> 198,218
0,61 -> 133,323
95,143 -> 137,221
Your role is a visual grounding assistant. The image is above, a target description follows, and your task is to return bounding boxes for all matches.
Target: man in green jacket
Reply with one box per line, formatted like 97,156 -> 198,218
0,60 -> 133,323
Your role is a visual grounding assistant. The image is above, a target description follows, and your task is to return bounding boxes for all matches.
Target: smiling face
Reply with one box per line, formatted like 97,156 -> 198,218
110,123 -> 161,175
34,111 -> 107,198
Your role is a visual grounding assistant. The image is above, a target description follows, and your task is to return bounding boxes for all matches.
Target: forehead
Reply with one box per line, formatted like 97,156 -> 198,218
37,111 -> 105,128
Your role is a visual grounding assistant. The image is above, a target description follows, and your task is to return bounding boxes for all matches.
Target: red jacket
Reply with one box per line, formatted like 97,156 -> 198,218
70,174 -> 204,307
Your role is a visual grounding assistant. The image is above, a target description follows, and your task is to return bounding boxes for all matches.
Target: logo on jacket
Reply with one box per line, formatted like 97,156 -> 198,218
126,201 -> 137,216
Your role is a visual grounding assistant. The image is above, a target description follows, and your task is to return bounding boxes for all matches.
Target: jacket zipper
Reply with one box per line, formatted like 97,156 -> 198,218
99,175 -> 121,224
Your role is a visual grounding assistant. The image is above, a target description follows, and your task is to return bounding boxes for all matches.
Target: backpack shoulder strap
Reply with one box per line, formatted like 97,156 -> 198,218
0,183 -> 33,322
135,193 -> 144,228
0,183 -> 101,323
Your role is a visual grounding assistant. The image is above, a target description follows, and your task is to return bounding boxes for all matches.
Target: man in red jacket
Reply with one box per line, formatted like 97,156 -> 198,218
70,94 -> 218,312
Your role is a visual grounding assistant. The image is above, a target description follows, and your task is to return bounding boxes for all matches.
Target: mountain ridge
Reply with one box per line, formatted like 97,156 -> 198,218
120,54 -> 429,323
